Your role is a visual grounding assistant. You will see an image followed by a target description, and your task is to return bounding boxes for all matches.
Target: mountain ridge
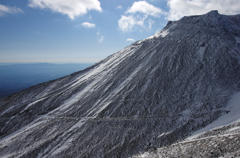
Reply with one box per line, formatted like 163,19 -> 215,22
1,10 -> 240,157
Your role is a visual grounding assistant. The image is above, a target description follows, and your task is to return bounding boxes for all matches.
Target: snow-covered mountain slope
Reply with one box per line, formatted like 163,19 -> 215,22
133,122 -> 240,158
1,10 -> 240,157
133,92 -> 240,158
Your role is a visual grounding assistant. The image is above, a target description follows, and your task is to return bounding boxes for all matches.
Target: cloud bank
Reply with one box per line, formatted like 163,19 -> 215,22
167,0 -> 240,20
118,1 -> 165,32
28,0 -> 102,20
0,4 -> 23,16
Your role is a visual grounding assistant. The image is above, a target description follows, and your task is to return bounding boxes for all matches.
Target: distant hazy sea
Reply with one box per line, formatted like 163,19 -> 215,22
0,63 -> 93,99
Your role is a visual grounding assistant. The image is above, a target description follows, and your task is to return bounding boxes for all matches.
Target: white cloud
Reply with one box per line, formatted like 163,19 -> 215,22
167,0 -> 240,20
81,22 -> 96,28
98,36 -> 104,43
0,4 -> 23,16
126,1 -> 165,17
118,0 -> 240,32
118,15 -> 146,32
28,0 -> 102,20
118,1 -> 165,32
148,19 -> 155,29
96,31 -> 104,43
126,38 -> 135,42
117,5 -> 122,9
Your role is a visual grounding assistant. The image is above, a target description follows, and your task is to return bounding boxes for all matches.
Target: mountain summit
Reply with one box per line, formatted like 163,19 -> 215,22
1,11 -> 240,157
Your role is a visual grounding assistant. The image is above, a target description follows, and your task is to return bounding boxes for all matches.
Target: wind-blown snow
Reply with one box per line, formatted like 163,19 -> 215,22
1,10 -> 240,158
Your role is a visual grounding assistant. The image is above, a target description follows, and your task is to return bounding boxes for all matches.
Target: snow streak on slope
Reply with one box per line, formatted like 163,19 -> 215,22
1,10 -> 240,158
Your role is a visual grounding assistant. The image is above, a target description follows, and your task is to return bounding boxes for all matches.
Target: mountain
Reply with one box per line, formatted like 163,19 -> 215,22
1,10 -> 240,157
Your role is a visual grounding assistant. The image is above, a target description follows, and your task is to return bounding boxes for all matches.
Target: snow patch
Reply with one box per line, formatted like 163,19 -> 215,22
51,138 -> 74,156
229,126 -> 240,132
0,119 -> 45,146
144,29 -> 169,41
158,30 -> 169,38
186,91 -> 240,140
24,97 -> 46,110
68,119 -> 86,131
197,45 -> 206,60
57,80 -> 97,112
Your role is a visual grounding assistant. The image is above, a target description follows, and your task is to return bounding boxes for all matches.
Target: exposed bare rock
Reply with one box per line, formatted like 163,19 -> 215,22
1,10 -> 240,157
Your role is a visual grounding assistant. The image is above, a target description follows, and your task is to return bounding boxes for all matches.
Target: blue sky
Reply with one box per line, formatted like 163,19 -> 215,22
1,0 -> 240,64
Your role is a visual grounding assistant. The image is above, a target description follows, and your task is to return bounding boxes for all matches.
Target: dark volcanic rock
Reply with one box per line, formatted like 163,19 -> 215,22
1,10 -> 240,158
